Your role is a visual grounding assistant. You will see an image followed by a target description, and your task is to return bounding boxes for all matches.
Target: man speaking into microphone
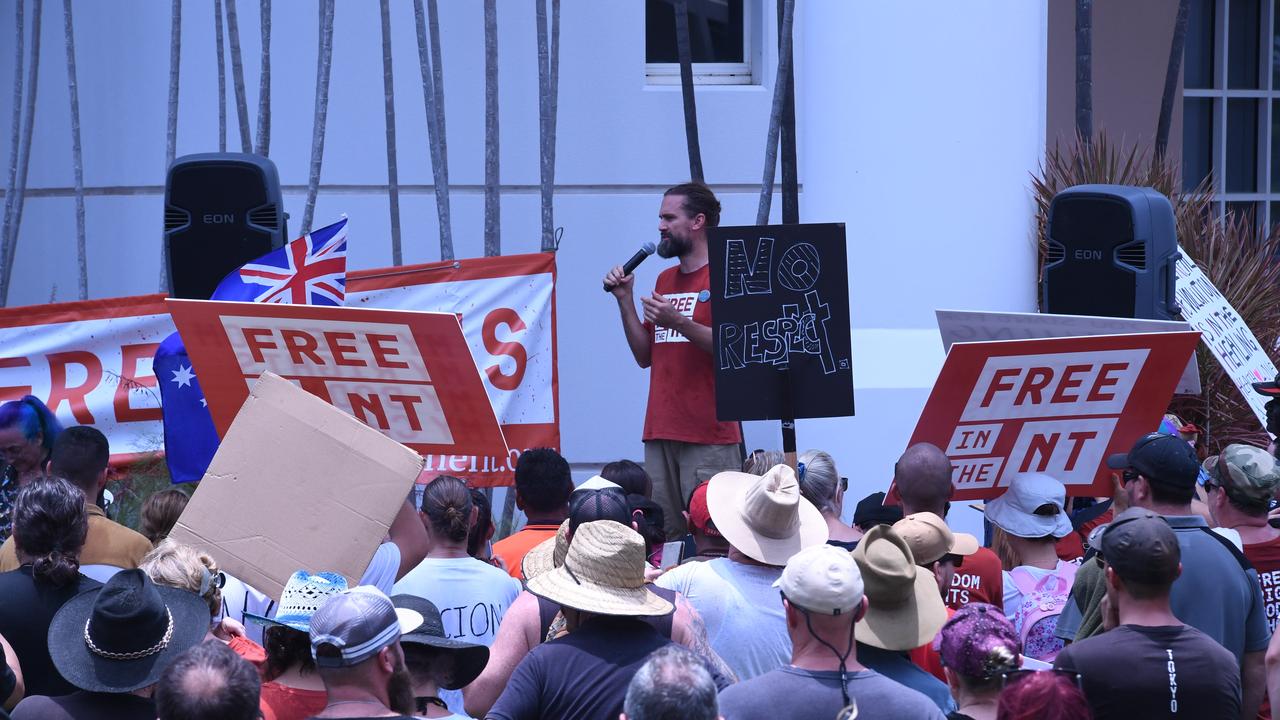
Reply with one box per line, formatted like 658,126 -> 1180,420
602,182 -> 742,539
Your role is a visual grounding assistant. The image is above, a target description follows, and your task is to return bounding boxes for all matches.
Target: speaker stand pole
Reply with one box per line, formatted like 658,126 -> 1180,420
781,366 -> 797,470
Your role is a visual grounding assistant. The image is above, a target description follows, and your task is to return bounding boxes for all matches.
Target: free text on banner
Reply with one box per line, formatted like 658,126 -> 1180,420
167,300 -> 511,467
0,252 -> 559,486
1173,246 -> 1277,428
903,331 -> 1200,501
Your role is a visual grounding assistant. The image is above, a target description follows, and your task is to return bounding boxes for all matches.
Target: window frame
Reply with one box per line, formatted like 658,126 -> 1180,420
1183,0 -> 1276,227
644,0 -> 756,86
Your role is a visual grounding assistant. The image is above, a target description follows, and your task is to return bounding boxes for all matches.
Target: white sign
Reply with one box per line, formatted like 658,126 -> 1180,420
936,309 -> 1200,395
1173,245 -> 1277,428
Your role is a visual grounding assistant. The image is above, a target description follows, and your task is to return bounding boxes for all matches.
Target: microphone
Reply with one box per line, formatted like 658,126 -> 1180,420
603,242 -> 657,292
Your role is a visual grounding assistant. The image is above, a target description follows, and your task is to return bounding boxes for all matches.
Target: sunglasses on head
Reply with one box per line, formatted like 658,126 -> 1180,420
1001,668 -> 1083,690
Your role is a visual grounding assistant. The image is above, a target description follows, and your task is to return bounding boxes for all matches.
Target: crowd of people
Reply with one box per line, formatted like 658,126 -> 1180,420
2,390 -> 1280,719
0,180 -> 1273,720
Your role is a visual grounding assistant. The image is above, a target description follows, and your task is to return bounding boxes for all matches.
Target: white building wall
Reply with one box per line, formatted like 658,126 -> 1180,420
0,1 -> 1047,532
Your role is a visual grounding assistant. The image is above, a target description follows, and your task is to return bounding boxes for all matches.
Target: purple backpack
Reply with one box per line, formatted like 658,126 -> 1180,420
1009,560 -> 1078,661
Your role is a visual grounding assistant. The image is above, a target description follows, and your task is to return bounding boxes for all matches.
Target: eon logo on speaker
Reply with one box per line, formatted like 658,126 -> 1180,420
202,213 -> 235,224
1072,249 -> 1104,261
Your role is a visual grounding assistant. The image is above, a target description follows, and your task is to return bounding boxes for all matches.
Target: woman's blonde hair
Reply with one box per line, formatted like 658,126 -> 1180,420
140,538 -> 222,616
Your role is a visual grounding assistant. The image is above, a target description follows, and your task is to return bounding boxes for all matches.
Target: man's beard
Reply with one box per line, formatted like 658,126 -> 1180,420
387,658 -> 416,716
656,232 -> 691,259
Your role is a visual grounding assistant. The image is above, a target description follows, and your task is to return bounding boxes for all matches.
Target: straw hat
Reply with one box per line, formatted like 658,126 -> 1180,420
852,525 -> 948,651
706,464 -> 828,566
526,520 -> 673,617
245,570 -> 348,632
521,520 -> 570,580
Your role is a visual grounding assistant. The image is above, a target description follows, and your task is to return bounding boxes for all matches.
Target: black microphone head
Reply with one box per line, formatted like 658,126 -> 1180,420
640,242 -> 656,256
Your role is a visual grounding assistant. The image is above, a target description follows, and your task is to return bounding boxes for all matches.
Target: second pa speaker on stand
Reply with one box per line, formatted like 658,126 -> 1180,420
1041,184 -> 1180,321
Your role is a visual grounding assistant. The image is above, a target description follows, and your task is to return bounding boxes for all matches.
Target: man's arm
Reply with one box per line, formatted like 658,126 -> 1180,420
1264,630 -> 1280,720
388,498 -> 429,581
604,265 -> 653,368
641,293 -> 712,355
1243,649 -> 1265,720
670,592 -> 736,687
465,591 -> 540,717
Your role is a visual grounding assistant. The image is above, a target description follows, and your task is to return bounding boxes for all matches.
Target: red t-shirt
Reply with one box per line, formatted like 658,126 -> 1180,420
1244,535 -> 1280,720
945,546 -> 1004,611
642,264 -> 741,445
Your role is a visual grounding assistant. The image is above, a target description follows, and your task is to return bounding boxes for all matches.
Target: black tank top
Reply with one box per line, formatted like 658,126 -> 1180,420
536,585 -> 678,642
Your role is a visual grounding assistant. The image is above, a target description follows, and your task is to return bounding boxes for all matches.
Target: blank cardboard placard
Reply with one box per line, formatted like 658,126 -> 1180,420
168,371 -> 424,600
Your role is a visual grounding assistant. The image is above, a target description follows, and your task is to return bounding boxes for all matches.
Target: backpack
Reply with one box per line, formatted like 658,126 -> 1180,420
1009,560 -> 1078,661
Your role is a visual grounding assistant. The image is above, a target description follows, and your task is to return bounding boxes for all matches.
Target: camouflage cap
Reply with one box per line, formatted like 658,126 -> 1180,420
1204,444 -> 1280,503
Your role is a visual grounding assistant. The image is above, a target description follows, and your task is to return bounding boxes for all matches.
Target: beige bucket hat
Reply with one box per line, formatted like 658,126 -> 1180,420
852,524 -> 948,651
706,464 -> 828,566
521,520 -> 570,581
526,520 -> 673,617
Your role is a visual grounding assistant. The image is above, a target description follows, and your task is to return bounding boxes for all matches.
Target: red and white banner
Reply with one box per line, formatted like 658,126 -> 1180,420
902,332 -> 1199,500
0,253 -> 558,486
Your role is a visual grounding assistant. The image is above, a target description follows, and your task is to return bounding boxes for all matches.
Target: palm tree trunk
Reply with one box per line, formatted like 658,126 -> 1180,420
225,0 -> 252,153
63,0 -> 87,300
674,0 -> 703,182
427,0 -> 452,261
1155,0 -> 1190,162
778,0 -> 798,224
483,0 -> 500,257
535,0 -> 560,252
0,0 -> 25,307
255,0 -> 271,156
160,0 -> 179,292
756,0 -> 795,225
379,0 -> 402,266
214,0 -> 226,152
412,0 -> 453,261
1074,0 -> 1093,145
301,0 -> 335,235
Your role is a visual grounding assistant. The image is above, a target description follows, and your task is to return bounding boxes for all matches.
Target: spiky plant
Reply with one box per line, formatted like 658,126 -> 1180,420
1032,134 -> 1280,452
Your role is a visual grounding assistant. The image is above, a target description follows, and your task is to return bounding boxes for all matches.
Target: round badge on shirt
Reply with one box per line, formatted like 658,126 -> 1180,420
697,289 -> 710,303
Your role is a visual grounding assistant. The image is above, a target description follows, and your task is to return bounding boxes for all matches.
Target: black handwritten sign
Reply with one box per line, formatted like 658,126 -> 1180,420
708,223 -> 855,421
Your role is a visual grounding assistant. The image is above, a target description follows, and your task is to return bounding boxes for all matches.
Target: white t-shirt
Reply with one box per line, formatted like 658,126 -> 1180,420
359,542 -> 402,595
656,557 -> 789,681
216,572 -> 274,645
392,556 -> 521,716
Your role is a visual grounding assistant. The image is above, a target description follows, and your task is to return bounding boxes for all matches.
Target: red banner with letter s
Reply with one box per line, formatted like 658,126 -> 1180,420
0,253 -> 559,487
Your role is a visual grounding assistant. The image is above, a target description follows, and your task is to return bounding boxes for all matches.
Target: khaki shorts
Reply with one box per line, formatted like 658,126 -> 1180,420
644,439 -> 743,539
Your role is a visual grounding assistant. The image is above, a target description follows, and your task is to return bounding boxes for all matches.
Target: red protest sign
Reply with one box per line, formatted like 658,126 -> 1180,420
167,299 -> 509,463
904,331 -> 1200,500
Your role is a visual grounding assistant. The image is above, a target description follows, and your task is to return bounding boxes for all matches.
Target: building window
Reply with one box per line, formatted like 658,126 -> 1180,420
645,0 -> 754,85
1182,0 -> 1278,228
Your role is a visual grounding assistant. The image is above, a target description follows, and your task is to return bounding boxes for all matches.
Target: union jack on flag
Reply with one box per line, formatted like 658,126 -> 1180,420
211,217 -> 349,306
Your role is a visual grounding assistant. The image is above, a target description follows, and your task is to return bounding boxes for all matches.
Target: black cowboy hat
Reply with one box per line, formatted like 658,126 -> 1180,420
48,569 -> 210,693
391,594 -> 490,690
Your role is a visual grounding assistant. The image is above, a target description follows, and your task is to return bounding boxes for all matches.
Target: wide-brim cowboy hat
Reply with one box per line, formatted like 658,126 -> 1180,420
526,520 -> 673,617
707,464 -> 828,566
48,569 -> 210,693
391,595 -> 490,690
852,525 -> 948,651
244,570 -> 348,633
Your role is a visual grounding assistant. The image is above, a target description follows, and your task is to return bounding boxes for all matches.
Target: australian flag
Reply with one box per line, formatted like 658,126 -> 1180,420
156,217 -> 349,482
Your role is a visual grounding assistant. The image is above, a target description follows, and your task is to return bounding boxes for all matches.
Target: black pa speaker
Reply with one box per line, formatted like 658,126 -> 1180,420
164,153 -> 288,300
1042,184 -> 1180,320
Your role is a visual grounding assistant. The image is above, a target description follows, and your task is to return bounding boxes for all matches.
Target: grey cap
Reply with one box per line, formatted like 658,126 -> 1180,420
309,586 -> 404,668
1099,508 -> 1180,587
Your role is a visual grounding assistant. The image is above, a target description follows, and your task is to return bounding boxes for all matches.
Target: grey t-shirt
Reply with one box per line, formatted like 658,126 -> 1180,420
718,666 -> 947,720
1057,515 -> 1270,661
656,557 -> 789,680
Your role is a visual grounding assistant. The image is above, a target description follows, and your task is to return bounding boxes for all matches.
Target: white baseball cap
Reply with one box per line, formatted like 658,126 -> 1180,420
773,544 -> 865,616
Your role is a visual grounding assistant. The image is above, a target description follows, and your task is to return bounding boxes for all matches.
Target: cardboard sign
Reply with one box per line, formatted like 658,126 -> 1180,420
168,372 -> 424,599
1174,247 -> 1277,428
936,309 -> 1201,395
906,332 -> 1200,500
167,299 -> 509,464
707,223 -> 855,421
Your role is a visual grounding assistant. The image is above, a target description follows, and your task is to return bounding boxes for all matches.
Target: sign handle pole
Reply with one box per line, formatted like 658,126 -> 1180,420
781,366 -> 798,469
